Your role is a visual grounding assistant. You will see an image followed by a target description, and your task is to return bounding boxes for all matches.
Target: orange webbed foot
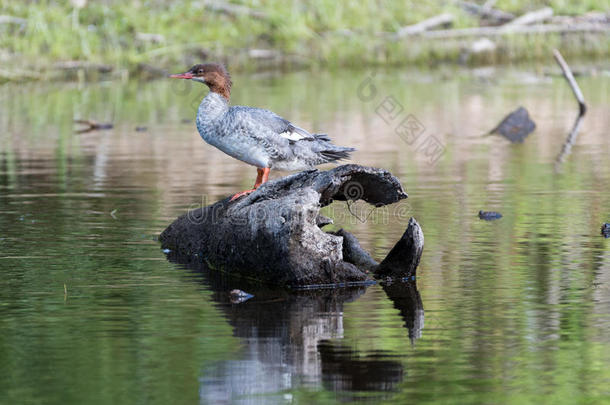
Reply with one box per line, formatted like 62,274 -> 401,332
230,189 -> 256,202
229,168 -> 271,202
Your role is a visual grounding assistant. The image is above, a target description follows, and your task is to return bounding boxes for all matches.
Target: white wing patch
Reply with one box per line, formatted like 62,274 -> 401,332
279,130 -> 309,141
279,124 -> 314,141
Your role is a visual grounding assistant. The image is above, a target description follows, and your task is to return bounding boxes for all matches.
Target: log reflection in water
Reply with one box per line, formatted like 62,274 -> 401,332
167,255 -> 424,400
555,112 -> 586,170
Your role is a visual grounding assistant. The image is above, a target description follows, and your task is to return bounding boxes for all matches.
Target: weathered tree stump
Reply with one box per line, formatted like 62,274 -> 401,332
159,164 -> 424,287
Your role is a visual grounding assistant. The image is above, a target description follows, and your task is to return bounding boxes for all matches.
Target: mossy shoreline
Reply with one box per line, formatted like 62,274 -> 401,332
0,0 -> 608,82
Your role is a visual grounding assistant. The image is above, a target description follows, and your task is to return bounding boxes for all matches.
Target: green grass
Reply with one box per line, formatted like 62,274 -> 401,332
0,0 -> 608,81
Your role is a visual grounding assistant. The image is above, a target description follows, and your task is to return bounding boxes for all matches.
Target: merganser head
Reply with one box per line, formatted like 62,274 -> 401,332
170,63 -> 232,101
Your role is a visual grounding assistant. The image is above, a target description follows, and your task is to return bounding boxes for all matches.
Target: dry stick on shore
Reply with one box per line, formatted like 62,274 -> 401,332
394,13 -> 454,38
415,23 -> 608,39
501,7 -> 553,28
553,49 -> 587,115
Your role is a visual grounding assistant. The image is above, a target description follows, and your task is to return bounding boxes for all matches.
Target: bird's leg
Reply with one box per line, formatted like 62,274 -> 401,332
230,168 -> 271,201
257,167 -> 270,187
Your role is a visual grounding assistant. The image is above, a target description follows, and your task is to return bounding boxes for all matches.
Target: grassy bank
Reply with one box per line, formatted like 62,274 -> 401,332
0,0 -> 609,82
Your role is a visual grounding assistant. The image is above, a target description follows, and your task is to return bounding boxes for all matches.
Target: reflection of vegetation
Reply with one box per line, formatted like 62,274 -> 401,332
0,0 -> 608,80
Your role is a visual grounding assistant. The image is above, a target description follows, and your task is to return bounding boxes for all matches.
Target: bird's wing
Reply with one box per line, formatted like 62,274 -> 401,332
227,106 -> 315,141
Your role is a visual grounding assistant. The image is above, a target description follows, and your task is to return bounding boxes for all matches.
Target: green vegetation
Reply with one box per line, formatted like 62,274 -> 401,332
0,0 -> 608,80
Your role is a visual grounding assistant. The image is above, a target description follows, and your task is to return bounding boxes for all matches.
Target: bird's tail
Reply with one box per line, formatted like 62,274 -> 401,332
313,133 -> 331,142
320,146 -> 356,162
309,133 -> 355,163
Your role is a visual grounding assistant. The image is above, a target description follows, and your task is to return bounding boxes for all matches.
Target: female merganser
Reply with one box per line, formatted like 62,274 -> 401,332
170,63 -> 355,201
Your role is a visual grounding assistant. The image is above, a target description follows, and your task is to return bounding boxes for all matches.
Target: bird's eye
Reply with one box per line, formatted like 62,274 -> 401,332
198,69 -> 204,74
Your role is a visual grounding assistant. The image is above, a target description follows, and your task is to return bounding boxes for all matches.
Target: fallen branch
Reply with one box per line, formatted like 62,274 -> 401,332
501,7 -> 553,27
413,23 -> 608,39
394,13 -> 454,38
553,49 -> 587,115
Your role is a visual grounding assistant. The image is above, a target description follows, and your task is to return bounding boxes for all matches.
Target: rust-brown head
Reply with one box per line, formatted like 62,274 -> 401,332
170,63 -> 232,101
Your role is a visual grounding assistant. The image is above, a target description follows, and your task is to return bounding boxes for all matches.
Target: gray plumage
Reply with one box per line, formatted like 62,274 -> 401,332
196,92 -> 355,171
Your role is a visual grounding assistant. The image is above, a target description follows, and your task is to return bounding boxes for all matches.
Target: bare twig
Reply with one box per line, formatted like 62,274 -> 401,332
553,49 -> 587,115
395,13 -> 454,38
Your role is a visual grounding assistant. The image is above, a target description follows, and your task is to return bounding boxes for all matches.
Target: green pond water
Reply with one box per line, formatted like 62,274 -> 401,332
1,66 -> 609,404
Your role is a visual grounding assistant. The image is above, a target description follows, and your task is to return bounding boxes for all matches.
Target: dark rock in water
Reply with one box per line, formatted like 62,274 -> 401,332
601,223 -> 610,238
479,210 -> 502,220
135,126 -> 148,132
490,106 -> 536,143
159,165 -> 424,287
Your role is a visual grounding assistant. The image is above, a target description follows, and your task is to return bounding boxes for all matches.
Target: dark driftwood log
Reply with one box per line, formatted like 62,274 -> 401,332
159,164 -> 424,287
